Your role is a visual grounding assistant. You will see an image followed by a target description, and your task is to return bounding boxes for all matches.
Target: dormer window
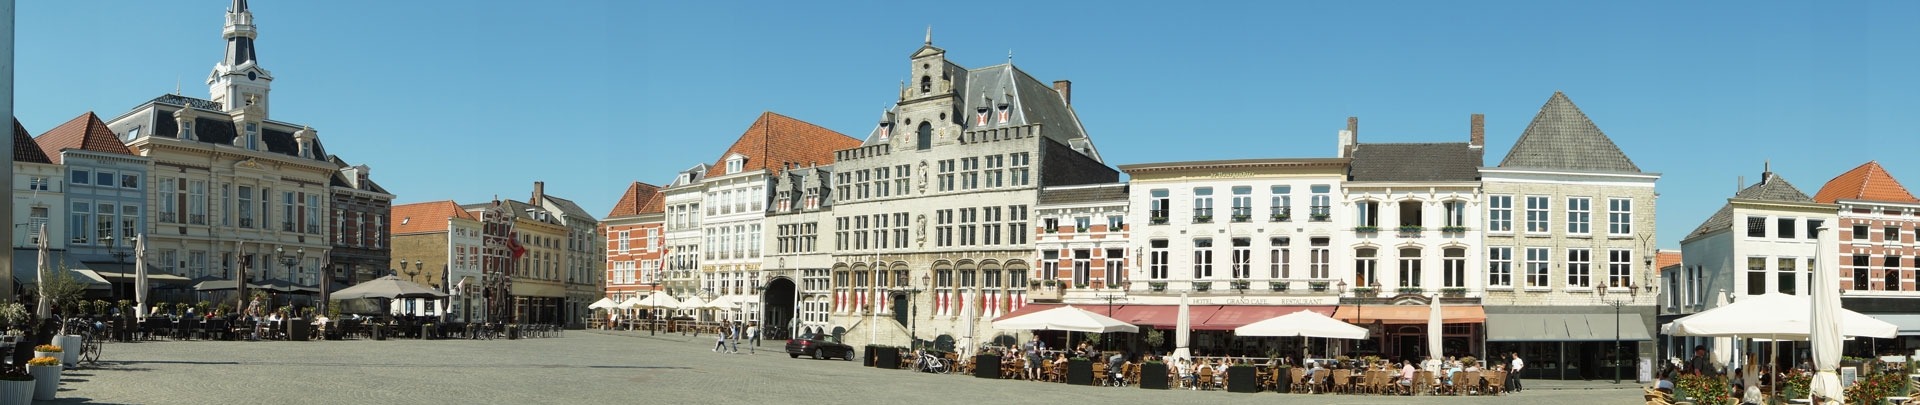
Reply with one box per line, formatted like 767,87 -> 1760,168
726,156 -> 745,174
997,103 -> 1011,124
678,173 -> 691,184
244,123 -> 259,150
975,106 -> 989,126
127,127 -> 143,141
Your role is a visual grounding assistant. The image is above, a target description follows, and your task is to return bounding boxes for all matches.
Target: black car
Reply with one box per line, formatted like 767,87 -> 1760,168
785,333 -> 855,360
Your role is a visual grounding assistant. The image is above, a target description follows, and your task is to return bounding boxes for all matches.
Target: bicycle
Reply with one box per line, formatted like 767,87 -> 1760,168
59,317 -> 102,367
917,351 -> 951,374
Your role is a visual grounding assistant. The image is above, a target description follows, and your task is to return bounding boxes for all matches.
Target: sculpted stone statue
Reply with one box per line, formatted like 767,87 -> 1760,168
915,214 -> 928,247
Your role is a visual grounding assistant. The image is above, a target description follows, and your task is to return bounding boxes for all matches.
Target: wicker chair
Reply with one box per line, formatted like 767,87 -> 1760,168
1454,371 -> 1480,396
1092,362 -> 1108,386
1483,370 -> 1506,395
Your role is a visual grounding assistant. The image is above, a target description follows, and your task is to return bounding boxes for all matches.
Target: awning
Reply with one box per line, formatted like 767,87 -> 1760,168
91,270 -> 193,284
1487,312 -> 1650,341
1198,305 -> 1337,331
1866,314 -> 1920,336
11,249 -> 109,288
1114,305 -> 1220,328
1334,305 -> 1485,325
992,303 -> 1064,322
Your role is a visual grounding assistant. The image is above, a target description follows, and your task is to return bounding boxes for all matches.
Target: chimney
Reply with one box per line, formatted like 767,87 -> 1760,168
532,181 -> 545,205
1469,114 -> 1485,148
1336,130 -> 1354,158
1052,80 -> 1071,105
1736,176 -> 1744,192
1346,116 -> 1359,143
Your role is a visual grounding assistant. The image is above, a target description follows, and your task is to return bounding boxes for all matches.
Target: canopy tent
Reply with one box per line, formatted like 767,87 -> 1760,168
1810,227 -> 1845,402
1233,310 -> 1369,340
615,295 -> 648,310
633,294 -> 681,310
1174,292 -> 1191,360
990,305 -> 1138,334
588,297 -> 618,310
1426,296 -> 1443,359
330,275 -> 450,300
1660,293 -> 1896,340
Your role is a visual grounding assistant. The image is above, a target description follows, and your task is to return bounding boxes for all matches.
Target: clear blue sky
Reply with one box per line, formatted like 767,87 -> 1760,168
15,1 -> 1919,249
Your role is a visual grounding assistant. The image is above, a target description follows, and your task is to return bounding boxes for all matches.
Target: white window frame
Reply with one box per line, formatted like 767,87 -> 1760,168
1524,195 -> 1550,234
1566,197 -> 1591,236
1608,198 -> 1633,236
1487,195 -> 1513,233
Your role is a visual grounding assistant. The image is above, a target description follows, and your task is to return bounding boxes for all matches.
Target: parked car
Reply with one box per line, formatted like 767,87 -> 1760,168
785,332 -> 855,361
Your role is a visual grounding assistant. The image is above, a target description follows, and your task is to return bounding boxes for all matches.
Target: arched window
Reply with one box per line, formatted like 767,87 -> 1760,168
916,122 -> 933,150
920,76 -> 931,93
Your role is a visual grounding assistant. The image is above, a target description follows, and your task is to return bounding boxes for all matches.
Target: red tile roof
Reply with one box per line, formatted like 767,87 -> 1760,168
605,181 -> 664,218
703,112 -> 860,178
10,119 -> 51,164
34,112 -> 135,164
1656,250 -> 1682,273
391,200 -> 477,235
1813,161 -> 1918,204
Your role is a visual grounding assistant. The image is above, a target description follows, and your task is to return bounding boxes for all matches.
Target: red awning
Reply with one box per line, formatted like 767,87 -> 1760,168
1332,305 -> 1486,325
991,303 -> 1064,322
1113,305 -> 1221,328
1197,305 -> 1338,331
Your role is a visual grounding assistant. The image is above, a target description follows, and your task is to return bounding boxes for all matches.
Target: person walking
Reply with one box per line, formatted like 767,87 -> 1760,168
728,322 -> 741,353
1507,352 -> 1525,392
746,322 -> 761,355
713,324 -> 730,352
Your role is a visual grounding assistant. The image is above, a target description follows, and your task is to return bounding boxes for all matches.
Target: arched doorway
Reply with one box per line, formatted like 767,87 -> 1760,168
762,277 -> 797,340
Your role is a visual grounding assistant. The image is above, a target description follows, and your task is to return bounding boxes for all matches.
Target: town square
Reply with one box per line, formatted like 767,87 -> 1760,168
2,1 -> 1919,404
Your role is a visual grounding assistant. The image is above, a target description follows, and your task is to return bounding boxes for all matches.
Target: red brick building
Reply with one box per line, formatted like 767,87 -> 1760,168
601,181 -> 666,307
1030,183 -> 1129,318
1814,161 -> 1920,340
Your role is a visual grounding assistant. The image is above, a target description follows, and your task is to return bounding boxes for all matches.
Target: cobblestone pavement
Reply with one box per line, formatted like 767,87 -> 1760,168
55,330 -> 1642,404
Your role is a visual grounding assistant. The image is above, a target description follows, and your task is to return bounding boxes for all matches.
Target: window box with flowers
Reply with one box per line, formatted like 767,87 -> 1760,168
1396,287 -> 1425,295
1231,214 -> 1251,223
1193,282 -> 1213,292
1151,216 -> 1168,225
1440,287 -> 1468,297
1270,213 -> 1291,222
1352,286 -> 1379,296
1193,215 -> 1213,224
1149,282 -> 1167,292
1440,226 -> 1469,234
1229,279 -> 1250,290
1308,281 -> 1329,292
1073,282 -> 1089,290
1310,213 -> 1331,222
1269,281 -> 1289,292
1397,225 -> 1424,233
1354,226 -> 1380,233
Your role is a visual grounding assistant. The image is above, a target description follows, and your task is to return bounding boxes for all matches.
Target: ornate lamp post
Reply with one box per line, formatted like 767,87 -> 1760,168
890,274 -> 928,350
276,246 -> 303,309
1599,281 -> 1637,384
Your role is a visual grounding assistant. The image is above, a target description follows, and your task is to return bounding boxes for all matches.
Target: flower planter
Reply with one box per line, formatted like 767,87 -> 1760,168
31,351 -> 58,360
421,324 -> 434,340
372,324 -> 386,340
1067,359 -> 1093,385
1227,365 -> 1258,393
288,319 -> 310,342
974,354 -> 1001,379
1139,362 -> 1170,389
863,345 -> 877,367
26,365 -> 58,400
1273,367 -> 1292,393
507,325 -> 520,340
876,347 -> 901,370
53,336 -> 82,367
0,379 -> 29,405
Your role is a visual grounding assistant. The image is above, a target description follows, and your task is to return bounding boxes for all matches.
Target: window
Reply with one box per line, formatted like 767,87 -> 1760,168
1149,239 -> 1169,279
1747,217 -> 1767,238
158,177 -> 177,223
1608,198 -> 1632,235
1356,201 -> 1379,227
1271,186 -> 1292,221
1770,217 -> 1796,239
1609,249 -> 1634,289
1231,186 -> 1252,222
1231,238 -> 1251,279
726,156 -> 743,174
1566,197 -> 1590,235
26,207 -> 48,243
1309,237 -> 1330,278
1270,237 -> 1290,279
1567,249 -> 1591,288
96,171 -> 114,186
1008,205 -> 1027,245
219,184 -> 232,227
1443,201 -> 1465,228
1777,257 -> 1798,295
1192,187 -> 1214,223
1149,189 -> 1170,223
1105,248 -> 1125,286
1309,185 -> 1332,221
188,180 -> 207,225
1748,257 -> 1769,295
281,191 -> 296,231
1806,219 -> 1823,239
916,122 -> 933,150
1398,200 -> 1422,228
1443,248 -> 1466,288
1525,247 -> 1550,288
1398,248 -> 1421,288
71,169 -> 90,185
1488,195 -> 1513,232
1043,218 -> 1059,234
1042,251 -> 1060,282
1887,255 -> 1904,291
1853,225 -> 1870,241
1355,248 -> 1378,287
1107,215 -> 1124,231
26,176 -> 49,191
244,122 -> 259,150
307,194 -> 322,234
1010,152 -> 1030,186
1852,255 -> 1869,291
1072,250 -> 1091,287
70,202 -> 91,245
237,186 -> 254,228
1074,217 -> 1090,233
1524,196 -> 1549,233
1888,226 -> 1903,243
1192,238 -> 1214,279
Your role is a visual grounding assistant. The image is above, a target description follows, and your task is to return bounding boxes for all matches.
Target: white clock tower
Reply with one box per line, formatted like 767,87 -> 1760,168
208,0 -> 272,118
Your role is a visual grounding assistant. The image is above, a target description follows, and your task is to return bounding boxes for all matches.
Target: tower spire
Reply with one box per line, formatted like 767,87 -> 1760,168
925,25 -> 932,45
209,1 -> 272,115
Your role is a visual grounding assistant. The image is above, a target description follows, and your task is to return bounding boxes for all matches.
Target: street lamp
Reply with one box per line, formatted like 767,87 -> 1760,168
1599,280 -> 1637,384
891,274 -> 928,350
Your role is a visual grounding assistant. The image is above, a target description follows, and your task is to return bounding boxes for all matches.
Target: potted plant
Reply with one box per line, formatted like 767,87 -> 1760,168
876,346 -> 901,369
1230,279 -> 1250,290
92,300 -> 109,317
1149,282 -> 1167,292
1309,281 -> 1329,292
151,302 -> 168,317
72,301 -> 90,319
1041,279 -> 1057,288
1227,361 -> 1258,393
1269,281 -> 1289,292
196,300 -> 212,316
1067,356 -> 1093,385
1074,282 -> 1089,290
24,357 -> 57,401
30,345 -> 58,361
1193,282 -> 1212,292
0,367 -> 31,405
973,350 -> 1001,379
1139,358 -> 1170,389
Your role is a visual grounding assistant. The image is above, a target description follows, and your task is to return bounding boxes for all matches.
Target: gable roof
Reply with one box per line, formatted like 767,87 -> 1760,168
148,96 -> 330,163
35,112 -> 136,164
1813,161 -> 1918,204
1686,170 -> 1815,240
605,181 -> 665,219
391,201 -> 476,235
10,120 -> 51,164
1349,142 -> 1482,182
1656,250 -> 1683,273
705,112 -> 860,178
1038,183 -> 1128,206
1497,92 -> 1640,173
859,63 -> 1100,162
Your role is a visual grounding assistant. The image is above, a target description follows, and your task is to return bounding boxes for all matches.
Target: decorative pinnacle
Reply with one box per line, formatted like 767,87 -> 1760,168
925,25 -> 932,45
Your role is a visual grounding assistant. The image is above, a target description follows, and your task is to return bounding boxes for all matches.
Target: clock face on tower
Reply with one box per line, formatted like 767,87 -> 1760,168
247,71 -> 257,81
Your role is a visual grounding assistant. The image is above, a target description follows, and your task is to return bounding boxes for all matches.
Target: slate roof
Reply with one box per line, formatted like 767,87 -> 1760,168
542,195 -> 596,223
10,120 -> 51,164
325,156 -> 390,194
1686,171 -> 1816,240
35,112 -> 136,164
1497,92 -> 1641,173
1813,161 -> 1918,204
391,200 -> 475,235
705,112 -> 860,178
605,181 -> 664,219
1038,183 -> 1128,206
1349,142 -> 1482,182
859,62 -> 1099,161
148,96 -> 329,163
